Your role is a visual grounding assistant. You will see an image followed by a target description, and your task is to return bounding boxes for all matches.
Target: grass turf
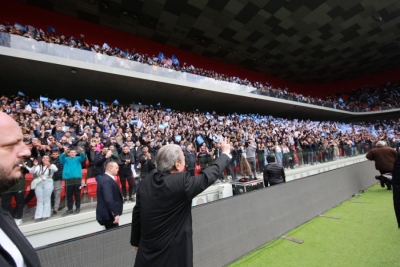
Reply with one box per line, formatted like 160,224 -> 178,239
229,184 -> 400,267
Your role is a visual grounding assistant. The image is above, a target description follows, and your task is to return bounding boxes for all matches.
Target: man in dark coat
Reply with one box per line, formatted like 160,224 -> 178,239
93,146 -> 113,182
366,141 -> 397,190
0,112 -> 41,267
263,154 -> 286,186
96,161 -> 123,230
130,138 -> 231,267
392,153 -> 400,228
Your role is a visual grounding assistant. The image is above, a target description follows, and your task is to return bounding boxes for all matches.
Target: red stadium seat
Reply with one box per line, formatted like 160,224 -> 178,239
25,173 -> 34,187
81,169 -> 88,181
86,178 -> 97,198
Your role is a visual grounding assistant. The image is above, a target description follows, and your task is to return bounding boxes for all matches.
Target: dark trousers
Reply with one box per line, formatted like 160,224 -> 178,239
1,191 -> 24,219
24,189 -> 35,205
120,169 -> 135,198
247,157 -> 257,179
303,152 -> 309,164
65,178 -> 81,210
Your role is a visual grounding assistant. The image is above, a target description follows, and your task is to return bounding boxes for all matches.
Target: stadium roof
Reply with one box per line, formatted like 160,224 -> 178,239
26,0 -> 400,83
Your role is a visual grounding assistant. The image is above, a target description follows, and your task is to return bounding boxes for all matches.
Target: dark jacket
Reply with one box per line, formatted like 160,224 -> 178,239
51,157 -> 63,181
93,152 -> 111,176
131,154 -> 230,267
263,163 -> 286,186
366,146 -> 397,172
392,155 -> 400,228
117,152 -> 134,175
139,154 -> 155,178
0,208 -> 41,266
96,174 -> 123,225
184,150 -> 196,170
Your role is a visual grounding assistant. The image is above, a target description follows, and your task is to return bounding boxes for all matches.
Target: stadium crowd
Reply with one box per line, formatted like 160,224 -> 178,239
2,21 -> 400,112
1,90 -> 400,225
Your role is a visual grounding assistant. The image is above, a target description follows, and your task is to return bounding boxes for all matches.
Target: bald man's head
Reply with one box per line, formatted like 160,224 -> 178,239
105,161 -> 119,176
0,112 -> 31,192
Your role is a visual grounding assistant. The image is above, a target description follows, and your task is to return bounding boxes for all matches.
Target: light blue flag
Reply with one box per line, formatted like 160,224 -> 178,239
157,102 -> 161,106
85,99 -> 91,103
59,98 -> 67,104
18,91 -> 25,97
175,135 -> 182,142
196,136 -> 204,145
40,96 -> 49,102
113,99 -> 119,105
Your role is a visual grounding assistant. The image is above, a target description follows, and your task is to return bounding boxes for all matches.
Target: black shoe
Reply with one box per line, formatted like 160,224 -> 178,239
52,210 -> 57,215
73,208 -> 80,215
129,197 -> 134,202
61,210 -> 73,217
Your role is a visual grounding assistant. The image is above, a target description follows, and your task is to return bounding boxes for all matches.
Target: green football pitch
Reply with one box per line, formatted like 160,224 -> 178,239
228,184 -> 400,267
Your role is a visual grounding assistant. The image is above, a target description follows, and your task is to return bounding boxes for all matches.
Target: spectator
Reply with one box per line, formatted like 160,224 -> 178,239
93,146 -> 113,182
117,145 -> 135,203
60,147 -> 86,216
184,143 -> 196,176
245,139 -> 257,180
50,150 -> 63,214
25,155 -> 57,222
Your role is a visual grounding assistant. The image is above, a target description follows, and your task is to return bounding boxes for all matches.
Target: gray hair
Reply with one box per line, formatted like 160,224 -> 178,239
376,141 -> 386,147
155,144 -> 184,172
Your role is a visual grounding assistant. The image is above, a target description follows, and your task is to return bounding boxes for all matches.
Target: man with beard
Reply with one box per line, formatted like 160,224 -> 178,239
0,112 -> 41,266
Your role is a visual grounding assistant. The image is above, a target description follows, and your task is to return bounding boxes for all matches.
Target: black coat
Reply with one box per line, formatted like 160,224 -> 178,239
131,154 -> 230,267
0,208 -> 41,267
93,153 -> 111,176
392,155 -> 400,228
96,174 -> 123,225
263,163 -> 286,186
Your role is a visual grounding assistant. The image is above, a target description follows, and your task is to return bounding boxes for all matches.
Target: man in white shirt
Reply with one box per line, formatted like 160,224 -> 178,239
0,112 -> 41,267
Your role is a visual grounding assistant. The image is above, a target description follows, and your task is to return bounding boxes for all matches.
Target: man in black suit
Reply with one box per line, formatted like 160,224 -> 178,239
130,138 -> 231,267
0,112 -> 42,267
96,161 -> 123,230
